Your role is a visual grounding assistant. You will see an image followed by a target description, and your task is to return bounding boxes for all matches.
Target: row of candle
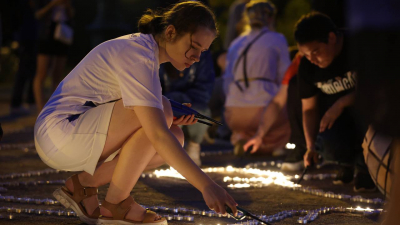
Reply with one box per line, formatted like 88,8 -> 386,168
0,201 -> 383,224
146,166 -> 385,205
223,176 -> 385,205
0,168 -> 61,180
0,179 -> 65,188
0,195 -> 61,205
0,206 -> 195,222
0,142 -> 35,151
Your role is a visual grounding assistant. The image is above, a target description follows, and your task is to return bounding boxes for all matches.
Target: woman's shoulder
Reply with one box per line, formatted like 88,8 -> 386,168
99,33 -> 158,61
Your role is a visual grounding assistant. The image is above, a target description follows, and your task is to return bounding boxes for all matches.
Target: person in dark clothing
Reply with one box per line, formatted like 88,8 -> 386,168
347,0 -> 400,222
159,50 -> 215,166
10,0 -> 37,116
294,12 -> 375,192
32,0 -> 74,112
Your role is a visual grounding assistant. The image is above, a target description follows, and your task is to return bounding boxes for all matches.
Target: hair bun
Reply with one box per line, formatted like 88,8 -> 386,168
138,9 -> 164,34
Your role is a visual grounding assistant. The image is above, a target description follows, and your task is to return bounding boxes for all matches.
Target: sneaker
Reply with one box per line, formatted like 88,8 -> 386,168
185,141 -> 201,166
354,172 -> 376,192
272,148 -> 287,157
233,139 -> 246,156
281,147 -> 306,171
333,166 -> 354,185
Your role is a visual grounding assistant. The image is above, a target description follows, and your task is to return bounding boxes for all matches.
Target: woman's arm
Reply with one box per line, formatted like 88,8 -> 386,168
244,84 -> 288,153
133,106 -> 237,214
64,0 -> 74,19
34,0 -> 60,19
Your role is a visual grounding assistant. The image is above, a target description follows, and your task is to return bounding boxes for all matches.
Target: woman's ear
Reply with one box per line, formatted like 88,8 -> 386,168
165,25 -> 177,42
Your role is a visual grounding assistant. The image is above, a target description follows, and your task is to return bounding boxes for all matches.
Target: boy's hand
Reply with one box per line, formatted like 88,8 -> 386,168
243,135 -> 262,154
320,103 -> 343,132
304,148 -> 319,167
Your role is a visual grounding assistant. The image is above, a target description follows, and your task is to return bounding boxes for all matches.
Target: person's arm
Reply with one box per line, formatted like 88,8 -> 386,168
34,0 -> 62,20
64,0 -> 74,19
302,95 -> 320,166
244,84 -> 288,153
319,91 -> 355,132
133,106 -> 237,214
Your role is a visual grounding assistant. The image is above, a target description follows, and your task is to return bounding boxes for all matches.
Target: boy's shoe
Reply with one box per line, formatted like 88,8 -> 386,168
333,166 -> 354,185
233,139 -> 246,156
185,141 -> 201,166
354,172 -> 377,192
272,148 -> 287,157
281,147 -> 306,171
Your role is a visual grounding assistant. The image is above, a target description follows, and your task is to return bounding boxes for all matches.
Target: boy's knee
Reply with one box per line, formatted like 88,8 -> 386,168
162,96 -> 173,127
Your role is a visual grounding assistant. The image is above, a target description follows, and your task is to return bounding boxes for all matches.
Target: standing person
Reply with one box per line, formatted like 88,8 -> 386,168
294,12 -> 375,191
10,0 -> 38,116
34,2 -> 237,225
33,0 -> 74,113
159,50 -> 215,166
223,0 -> 291,155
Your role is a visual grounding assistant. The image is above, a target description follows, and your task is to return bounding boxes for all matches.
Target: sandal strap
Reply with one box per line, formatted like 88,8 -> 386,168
70,174 -> 98,203
90,207 -> 101,218
101,196 -> 134,220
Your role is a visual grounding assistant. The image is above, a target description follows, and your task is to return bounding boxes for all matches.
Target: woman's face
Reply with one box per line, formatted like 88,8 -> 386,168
165,26 -> 216,71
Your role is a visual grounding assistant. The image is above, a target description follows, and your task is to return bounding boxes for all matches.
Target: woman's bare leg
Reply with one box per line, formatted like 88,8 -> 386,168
33,54 -> 51,112
64,98 -> 184,220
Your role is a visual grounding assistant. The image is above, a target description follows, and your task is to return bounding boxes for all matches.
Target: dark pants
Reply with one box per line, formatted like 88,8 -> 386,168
11,40 -> 36,108
318,106 -> 368,173
287,75 -> 368,173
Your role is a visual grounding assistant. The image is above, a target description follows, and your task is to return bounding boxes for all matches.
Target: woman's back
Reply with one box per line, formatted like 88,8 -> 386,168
224,27 -> 290,107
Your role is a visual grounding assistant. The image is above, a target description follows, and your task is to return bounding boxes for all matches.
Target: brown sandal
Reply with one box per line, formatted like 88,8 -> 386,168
97,196 -> 167,225
53,174 -> 100,224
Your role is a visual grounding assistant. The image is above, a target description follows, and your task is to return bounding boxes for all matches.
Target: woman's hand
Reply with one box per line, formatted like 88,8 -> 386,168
172,103 -> 198,125
201,182 -> 238,215
243,135 -> 262,154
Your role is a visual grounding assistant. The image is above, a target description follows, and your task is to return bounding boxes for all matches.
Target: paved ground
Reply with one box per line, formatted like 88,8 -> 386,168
0,102 -> 385,225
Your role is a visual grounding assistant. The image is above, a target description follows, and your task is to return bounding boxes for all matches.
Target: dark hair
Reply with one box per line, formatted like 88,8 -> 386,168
294,12 -> 338,44
138,1 -> 218,39
245,0 -> 276,29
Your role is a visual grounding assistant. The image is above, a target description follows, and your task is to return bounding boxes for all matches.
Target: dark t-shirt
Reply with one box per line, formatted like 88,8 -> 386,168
298,39 -> 356,108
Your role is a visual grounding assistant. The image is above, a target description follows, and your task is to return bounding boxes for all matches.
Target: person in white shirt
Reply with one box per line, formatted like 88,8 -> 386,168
34,2 -> 237,224
223,0 -> 291,155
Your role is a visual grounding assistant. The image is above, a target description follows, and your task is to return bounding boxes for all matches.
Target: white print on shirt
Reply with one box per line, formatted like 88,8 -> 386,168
316,71 -> 357,95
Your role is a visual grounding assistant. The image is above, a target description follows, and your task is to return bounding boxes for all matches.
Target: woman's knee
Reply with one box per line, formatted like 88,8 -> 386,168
162,96 -> 173,127
170,125 -> 184,146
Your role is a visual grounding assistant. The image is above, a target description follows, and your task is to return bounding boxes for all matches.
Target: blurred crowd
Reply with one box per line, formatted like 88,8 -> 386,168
1,0 -> 400,224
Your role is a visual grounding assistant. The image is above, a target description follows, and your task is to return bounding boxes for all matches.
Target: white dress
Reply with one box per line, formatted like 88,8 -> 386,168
34,33 -> 163,175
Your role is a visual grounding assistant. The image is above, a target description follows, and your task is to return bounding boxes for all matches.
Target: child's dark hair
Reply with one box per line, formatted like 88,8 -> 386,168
294,12 -> 338,44
138,1 -> 218,39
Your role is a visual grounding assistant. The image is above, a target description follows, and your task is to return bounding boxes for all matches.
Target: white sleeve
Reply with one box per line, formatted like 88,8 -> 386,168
113,44 -> 163,110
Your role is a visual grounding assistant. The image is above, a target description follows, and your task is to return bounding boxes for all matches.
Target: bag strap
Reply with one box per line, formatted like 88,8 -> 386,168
234,29 -> 269,92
